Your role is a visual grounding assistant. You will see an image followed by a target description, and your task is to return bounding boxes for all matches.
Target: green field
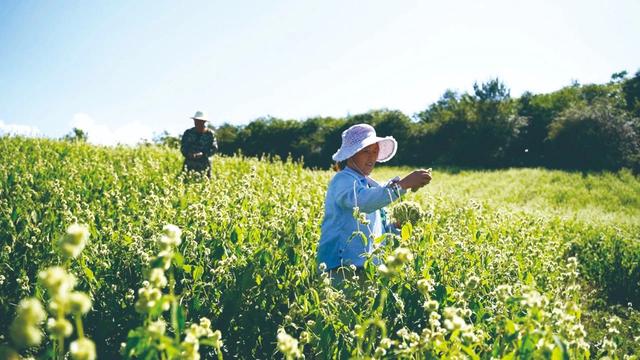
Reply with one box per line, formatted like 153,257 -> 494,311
1,137 -> 639,359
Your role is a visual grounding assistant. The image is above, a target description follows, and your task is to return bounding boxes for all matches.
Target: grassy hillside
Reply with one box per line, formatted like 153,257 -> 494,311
1,137 -> 638,359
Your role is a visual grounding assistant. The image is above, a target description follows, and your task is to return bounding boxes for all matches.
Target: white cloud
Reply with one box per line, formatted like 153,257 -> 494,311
70,113 -> 155,146
0,120 -> 41,137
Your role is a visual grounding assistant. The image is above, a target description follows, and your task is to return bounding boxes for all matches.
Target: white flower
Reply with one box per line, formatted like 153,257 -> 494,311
374,346 -> 386,358
466,275 -> 480,290
69,292 -> 92,314
277,330 -> 302,358
149,268 -> 168,288
59,223 -> 90,258
379,337 -> 393,349
393,247 -> 413,263
199,317 -> 211,329
444,316 -> 466,331
520,290 -> 547,308
160,224 -> 182,248
47,318 -> 73,338
424,299 -> 439,312
147,319 -> 166,336
417,278 -> 434,294
163,224 -> 182,239
38,267 -> 77,296
16,298 -> 46,324
9,298 -> 46,347
135,287 -> 163,313
180,338 -> 200,360
70,338 -> 96,360
209,329 -> 223,348
9,323 -> 42,348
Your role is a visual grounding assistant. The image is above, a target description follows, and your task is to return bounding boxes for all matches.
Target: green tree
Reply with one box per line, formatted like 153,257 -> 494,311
547,99 -> 640,171
153,131 -> 180,149
62,127 -> 88,142
515,86 -> 582,166
215,123 -> 241,155
622,69 -> 640,117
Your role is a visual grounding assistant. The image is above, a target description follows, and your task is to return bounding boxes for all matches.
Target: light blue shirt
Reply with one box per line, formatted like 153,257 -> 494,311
317,167 -> 406,270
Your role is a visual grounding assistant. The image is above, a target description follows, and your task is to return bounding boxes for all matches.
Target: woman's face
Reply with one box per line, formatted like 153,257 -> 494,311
348,143 -> 379,176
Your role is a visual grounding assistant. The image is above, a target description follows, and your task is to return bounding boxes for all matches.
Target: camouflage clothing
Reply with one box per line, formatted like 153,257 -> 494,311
180,127 -> 218,175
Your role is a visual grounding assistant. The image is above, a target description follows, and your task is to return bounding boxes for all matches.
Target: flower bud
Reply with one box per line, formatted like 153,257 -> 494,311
69,292 -> 92,314
38,267 -> 77,296
70,338 -> 96,360
15,298 -> 46,324
47,318 -> 73,338
149,268 -> 167,288
59,224 -> 90,258
10,323 -> 43,348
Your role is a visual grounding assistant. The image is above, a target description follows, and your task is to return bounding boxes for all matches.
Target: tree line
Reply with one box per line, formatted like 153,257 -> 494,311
154,70 -> 640,172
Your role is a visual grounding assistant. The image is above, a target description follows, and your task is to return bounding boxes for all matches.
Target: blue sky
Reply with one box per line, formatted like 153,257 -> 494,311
1,0 -> 639,145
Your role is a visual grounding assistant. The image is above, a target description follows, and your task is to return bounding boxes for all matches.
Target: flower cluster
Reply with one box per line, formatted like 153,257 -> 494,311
135,224 -> 181,314
181,318 -> 223,360
390,201 -> 424,226
9,298 -> 46,348
352,206 -> 370,225
57,223 -> 90,259
134,282 -> 167,313
9,223 -> 97,360
378,247 -> 414,276
373,337 -> 394,358
38,266 -> 94,358
157,224 -> 182,270
125,224 -> 224,360
277,329 -> 303,359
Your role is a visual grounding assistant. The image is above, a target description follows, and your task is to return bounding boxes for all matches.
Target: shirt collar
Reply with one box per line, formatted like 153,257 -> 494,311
343,166 -> 369,184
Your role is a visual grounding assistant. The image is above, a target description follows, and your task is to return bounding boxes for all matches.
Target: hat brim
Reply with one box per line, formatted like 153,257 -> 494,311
332,136 -> 397,163
191,117 -> 208,121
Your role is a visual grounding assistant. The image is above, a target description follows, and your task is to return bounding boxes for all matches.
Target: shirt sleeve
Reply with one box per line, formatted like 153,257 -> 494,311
180,131 -> 191,157
205,133 -> 218,156
335,176 -> 404,214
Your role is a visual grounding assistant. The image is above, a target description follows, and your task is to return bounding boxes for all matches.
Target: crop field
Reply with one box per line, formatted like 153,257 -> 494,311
1,137 -> 639,359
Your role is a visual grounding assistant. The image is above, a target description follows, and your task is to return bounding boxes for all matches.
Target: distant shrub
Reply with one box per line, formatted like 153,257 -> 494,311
547,100 -> 640,172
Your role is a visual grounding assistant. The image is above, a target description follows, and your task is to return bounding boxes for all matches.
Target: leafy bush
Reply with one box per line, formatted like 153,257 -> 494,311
568,226 -> 640,306
547,100 -> 640,171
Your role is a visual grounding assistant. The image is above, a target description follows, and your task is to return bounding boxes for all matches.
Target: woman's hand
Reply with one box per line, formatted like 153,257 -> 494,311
398,168 -> 432,192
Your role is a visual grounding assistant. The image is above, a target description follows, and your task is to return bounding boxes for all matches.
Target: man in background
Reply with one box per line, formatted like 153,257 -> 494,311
181,111 -> 218,177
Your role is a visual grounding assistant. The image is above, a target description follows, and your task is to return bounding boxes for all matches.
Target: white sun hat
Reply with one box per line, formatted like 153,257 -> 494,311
191,111 -> 208,121
332,123 -> 397,163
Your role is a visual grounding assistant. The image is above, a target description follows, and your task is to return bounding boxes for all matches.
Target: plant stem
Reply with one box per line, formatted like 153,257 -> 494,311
75,313 -> 84,338
170,269 -> 179,343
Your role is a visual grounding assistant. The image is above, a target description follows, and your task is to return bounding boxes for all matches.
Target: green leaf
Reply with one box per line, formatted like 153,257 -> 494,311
177,306 -> 186,334
461,345 -> 480,360
505,319 -> 516,335
200,338 -> 219,347
401,222 -> 413,241
173,252 -> 184,267
525,272 -> 534,285
182,265 -> 192,274
193,265 -> 204,281
82,265 -> 96,284
373,234 -> 387,245
551,347 -> 564,360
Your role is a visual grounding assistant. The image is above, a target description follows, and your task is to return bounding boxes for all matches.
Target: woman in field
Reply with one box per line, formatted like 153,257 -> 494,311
317,123 -> 432,283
